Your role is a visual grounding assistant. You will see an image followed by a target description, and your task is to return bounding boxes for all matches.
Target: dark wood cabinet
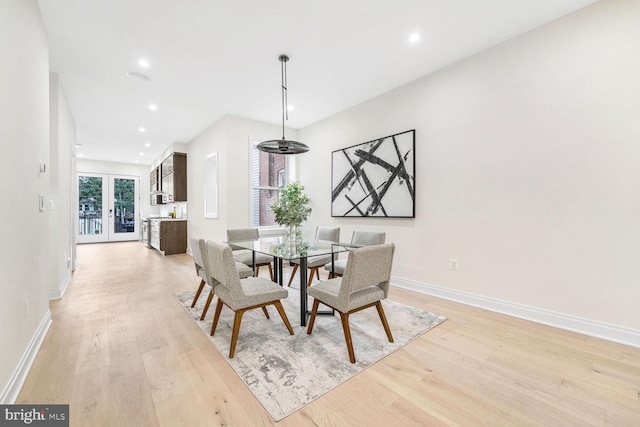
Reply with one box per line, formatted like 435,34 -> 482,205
149,219 -> 187,255
161,152 -> 187,202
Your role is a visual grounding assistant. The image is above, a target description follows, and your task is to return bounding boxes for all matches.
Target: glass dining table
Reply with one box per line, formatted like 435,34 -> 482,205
226,236 -> 355,326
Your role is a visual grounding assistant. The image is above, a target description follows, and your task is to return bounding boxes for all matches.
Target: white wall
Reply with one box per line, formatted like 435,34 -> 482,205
299,0 -> 640,337
48,72 -> 76,299
0,0 -> 52,402
186,114 -> 297,246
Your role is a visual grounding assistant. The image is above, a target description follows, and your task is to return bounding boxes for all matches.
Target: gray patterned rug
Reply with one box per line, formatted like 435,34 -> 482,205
174,287 -> 446,421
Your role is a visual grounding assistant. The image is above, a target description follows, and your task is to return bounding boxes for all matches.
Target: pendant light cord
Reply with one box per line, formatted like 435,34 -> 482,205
256,54 -> 307,154
280,55 -> 289,139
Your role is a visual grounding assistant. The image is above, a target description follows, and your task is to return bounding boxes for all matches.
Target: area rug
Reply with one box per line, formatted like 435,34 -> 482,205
174,288 -> 446,421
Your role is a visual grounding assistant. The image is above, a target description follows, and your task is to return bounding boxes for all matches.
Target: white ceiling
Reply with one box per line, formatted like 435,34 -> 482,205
37,0 -> 597,165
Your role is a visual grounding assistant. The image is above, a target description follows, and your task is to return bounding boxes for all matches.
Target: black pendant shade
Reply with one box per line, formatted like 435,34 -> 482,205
255,138 -> 309,154
257,55 -> 309,155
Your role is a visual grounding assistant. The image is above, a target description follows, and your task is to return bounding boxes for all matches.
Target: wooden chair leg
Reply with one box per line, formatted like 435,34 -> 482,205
262,306 -> 270,319
200,289 -> 214,321
191,279 -> 205,307
306,299 -> 320,334
287,264 -> 299,287
229,309 -> 246,359
340,312 -> 356,363
307,267 -> 321,287
273,301 -> 294,335
268,263 -> 274,281
210,299 -> 224,336
376,301 -> 394,343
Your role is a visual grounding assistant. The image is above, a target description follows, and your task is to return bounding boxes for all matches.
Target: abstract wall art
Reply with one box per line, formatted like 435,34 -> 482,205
331,130 -> 415,218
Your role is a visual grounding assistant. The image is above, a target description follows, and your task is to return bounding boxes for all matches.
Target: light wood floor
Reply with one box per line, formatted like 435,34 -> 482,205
17,241 -> 640,426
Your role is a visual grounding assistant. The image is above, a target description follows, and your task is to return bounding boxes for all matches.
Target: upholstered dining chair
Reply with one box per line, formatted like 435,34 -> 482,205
206,240 -> 295,358
324,231 -> 386,278
287,226 -> 340,288
227,228 -> 274,281
307,243 -> 395,363
189,237 -> 254,321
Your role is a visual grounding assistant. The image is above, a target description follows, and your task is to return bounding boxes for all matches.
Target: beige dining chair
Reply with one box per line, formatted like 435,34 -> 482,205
227,228 -> 274,281
206,240 -> 295,358
287,226 -> 340,288
324,231 -> 386,278
307,243 -> 395,363
190,237 -> 253,321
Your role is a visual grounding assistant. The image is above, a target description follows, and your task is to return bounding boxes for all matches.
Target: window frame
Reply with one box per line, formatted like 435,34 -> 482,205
248,138 -> 294,232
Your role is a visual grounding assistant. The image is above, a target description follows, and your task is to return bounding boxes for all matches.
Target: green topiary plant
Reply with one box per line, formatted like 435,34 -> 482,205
270,182 -> 312,233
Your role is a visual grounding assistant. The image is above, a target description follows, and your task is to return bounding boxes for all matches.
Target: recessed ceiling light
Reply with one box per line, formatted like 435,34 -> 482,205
77,153 -> 84,158
126,71 -> 150,82
409,33 -> 420,43
135,160 -> 140,163
144,142 -> 151,148
138,127 -> 146,133
149,104 -> 158,111
287,105 -> 294,111
138,59 -> 150,68
139,152 -> 144,156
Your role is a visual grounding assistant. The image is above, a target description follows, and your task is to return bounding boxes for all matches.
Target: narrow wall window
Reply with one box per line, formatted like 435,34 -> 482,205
250,142 -> 287,227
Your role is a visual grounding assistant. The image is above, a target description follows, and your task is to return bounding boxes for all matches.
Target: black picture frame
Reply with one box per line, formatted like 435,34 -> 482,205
331,129 -> 415,218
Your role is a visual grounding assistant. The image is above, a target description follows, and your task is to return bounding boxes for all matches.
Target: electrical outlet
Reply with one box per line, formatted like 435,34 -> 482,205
450,259 -> 459,271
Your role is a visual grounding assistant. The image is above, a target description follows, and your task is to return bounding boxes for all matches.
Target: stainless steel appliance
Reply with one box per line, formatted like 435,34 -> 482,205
141,218 -> 150,247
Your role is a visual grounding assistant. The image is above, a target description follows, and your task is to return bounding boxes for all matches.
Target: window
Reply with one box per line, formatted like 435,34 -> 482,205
251,142 -> 287,227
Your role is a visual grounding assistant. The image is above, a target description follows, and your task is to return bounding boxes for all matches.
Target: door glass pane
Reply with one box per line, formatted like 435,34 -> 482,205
78,175 -> 103,235
113,178 -> 135,234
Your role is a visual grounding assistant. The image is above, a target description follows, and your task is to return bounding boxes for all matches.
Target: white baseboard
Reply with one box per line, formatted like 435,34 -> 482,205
392,276 -> 640,349
49,273 -> 71,300
0,310 -> 52,404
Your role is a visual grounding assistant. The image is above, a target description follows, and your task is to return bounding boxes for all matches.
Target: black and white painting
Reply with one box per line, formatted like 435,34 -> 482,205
331,130 -> 415,218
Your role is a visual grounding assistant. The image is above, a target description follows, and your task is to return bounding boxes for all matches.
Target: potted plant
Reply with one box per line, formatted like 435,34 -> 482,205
270,182 -> 312,245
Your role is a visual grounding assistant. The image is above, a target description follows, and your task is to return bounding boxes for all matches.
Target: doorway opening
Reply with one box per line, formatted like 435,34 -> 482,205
77,173 -> 140,243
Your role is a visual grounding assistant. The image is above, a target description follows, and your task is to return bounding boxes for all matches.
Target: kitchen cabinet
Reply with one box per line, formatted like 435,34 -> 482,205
150,166 -> 159,192
161,152 -> 187,203
150,166 -> 163,205
149,219 -> 187,255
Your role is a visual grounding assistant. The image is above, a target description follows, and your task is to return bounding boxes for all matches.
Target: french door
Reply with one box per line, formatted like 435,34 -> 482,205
77,173 -> 140,243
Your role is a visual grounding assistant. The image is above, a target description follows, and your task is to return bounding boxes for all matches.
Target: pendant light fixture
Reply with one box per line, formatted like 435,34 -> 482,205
257,55 -> 309,154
